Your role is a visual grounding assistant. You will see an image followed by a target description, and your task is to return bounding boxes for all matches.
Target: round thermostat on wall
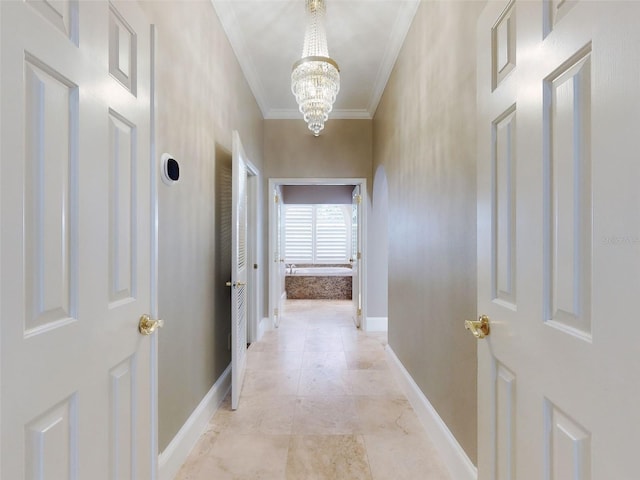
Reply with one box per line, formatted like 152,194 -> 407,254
161,153 -> 180,185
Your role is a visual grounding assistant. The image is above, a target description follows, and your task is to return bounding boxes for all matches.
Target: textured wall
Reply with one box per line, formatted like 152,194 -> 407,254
367,165 -> 389,318
264,119 -> 372,181
139,1 -> 264,452
373,0 -> 485,463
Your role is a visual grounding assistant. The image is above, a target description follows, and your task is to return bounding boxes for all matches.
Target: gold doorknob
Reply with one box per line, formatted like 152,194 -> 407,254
236,281 -> 246,287
465,315 -> 490,339
225,281 -> 247,288
139,314 -> 164,335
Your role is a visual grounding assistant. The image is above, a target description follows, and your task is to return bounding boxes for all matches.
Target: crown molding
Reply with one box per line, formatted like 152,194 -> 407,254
367,0 -> 420,117
210,0 -> 269,117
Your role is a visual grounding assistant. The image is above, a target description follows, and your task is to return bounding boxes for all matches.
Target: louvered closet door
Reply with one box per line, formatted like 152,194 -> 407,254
476,1 -> 640,479
0,1 -> 154,479
231,131 -> 249,410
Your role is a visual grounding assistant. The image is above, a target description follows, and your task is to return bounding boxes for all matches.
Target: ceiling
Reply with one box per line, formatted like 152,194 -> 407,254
211,0 -> 420,120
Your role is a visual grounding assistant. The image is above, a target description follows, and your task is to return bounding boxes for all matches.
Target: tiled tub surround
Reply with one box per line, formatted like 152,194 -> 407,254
285,264 -> 353,300
175,300 -> 451,480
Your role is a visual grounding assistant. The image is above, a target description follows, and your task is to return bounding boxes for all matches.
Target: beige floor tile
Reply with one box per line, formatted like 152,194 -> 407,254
355,396 -> 424,436
301,351 -> 348,370
345,349 -> 389,370
292,396 -> 361,435
242,369 -> 300,397
250,333 -> 306,352
175,299 -> 452,480
342,331 -> 387,352
224,395 -> 297,435
364,432 -> 451,480
246,349 -> 304,371
286,435 -> 372,480
298,367 -> 350,396
187,432 -> 290,480
305,325 -> 344,337
174,417 -> 229,479
348,370 -> 403,396
303,334 -> 344,352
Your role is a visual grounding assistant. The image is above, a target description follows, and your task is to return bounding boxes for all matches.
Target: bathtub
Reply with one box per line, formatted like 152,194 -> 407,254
285,265 -> 352,299
289,266 -> 352,276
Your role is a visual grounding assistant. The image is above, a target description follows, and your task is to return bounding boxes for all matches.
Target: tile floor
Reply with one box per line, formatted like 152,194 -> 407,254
175,299 -> 451,480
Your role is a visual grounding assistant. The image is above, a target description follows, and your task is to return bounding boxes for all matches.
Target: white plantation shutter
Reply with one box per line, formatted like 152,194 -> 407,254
284,205 -> 350,264
315,205 -> 348,263
284,205 -> 313,263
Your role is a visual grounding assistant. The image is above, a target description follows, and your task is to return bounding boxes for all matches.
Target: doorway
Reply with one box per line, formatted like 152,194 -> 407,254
269,178 -> 368,331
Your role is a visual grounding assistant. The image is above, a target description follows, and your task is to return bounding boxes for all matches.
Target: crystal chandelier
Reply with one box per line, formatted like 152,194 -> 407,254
291,0 -> 340,136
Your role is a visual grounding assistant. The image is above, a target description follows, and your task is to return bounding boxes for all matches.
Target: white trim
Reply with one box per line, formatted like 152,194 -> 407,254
158,365 -> 232,480
246,166 -> 262,344
268,177 -> 368,327
365,317 -> 388,332
385,346 -> 478,480
258,317 -> 272,339
149,23 -> 159,480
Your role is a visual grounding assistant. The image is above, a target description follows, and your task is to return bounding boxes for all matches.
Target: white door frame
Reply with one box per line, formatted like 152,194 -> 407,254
268,177 -> 368,330
245,163 -> 261,344
149,24 -> 160,479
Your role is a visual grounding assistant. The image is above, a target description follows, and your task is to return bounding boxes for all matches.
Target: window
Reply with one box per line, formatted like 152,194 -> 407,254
284,204 -> 351,264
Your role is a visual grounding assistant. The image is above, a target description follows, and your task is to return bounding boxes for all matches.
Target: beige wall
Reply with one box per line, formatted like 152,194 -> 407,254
139,1 -> 264,452
263,119 -> 379,315
264,119 -> 372,181
373,0 -> 485,463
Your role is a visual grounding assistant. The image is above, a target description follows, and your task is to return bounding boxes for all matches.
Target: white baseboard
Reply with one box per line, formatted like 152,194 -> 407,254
258,316 -> 271,339
365,316 -> 388,332
385,346 -> 477,480
158,364 -> 231,480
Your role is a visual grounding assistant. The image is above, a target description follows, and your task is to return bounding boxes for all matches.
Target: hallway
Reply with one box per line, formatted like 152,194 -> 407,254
175,300 -> 450,479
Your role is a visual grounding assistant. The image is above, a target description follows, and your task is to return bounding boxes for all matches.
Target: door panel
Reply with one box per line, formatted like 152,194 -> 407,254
1,1 -> 153,478
477,1 -> 640,479
492,105 -> 517,309
23,56 -> 79,335
108,110 -> 137,306
544,47 -> 592,337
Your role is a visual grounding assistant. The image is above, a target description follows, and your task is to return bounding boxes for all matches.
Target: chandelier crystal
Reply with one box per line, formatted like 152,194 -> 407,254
291,0 -> 340,136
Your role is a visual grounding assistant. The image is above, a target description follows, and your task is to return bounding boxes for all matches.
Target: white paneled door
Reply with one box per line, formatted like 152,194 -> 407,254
1,2 -> 154,479
231,131 -> 249,410
475,1 -> 640,479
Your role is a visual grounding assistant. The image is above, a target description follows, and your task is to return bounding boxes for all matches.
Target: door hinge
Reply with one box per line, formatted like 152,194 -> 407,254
274,194 -> 280,203
357,252 -> 362,260
357,308 -> 362,317
354,194 -> 362,205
